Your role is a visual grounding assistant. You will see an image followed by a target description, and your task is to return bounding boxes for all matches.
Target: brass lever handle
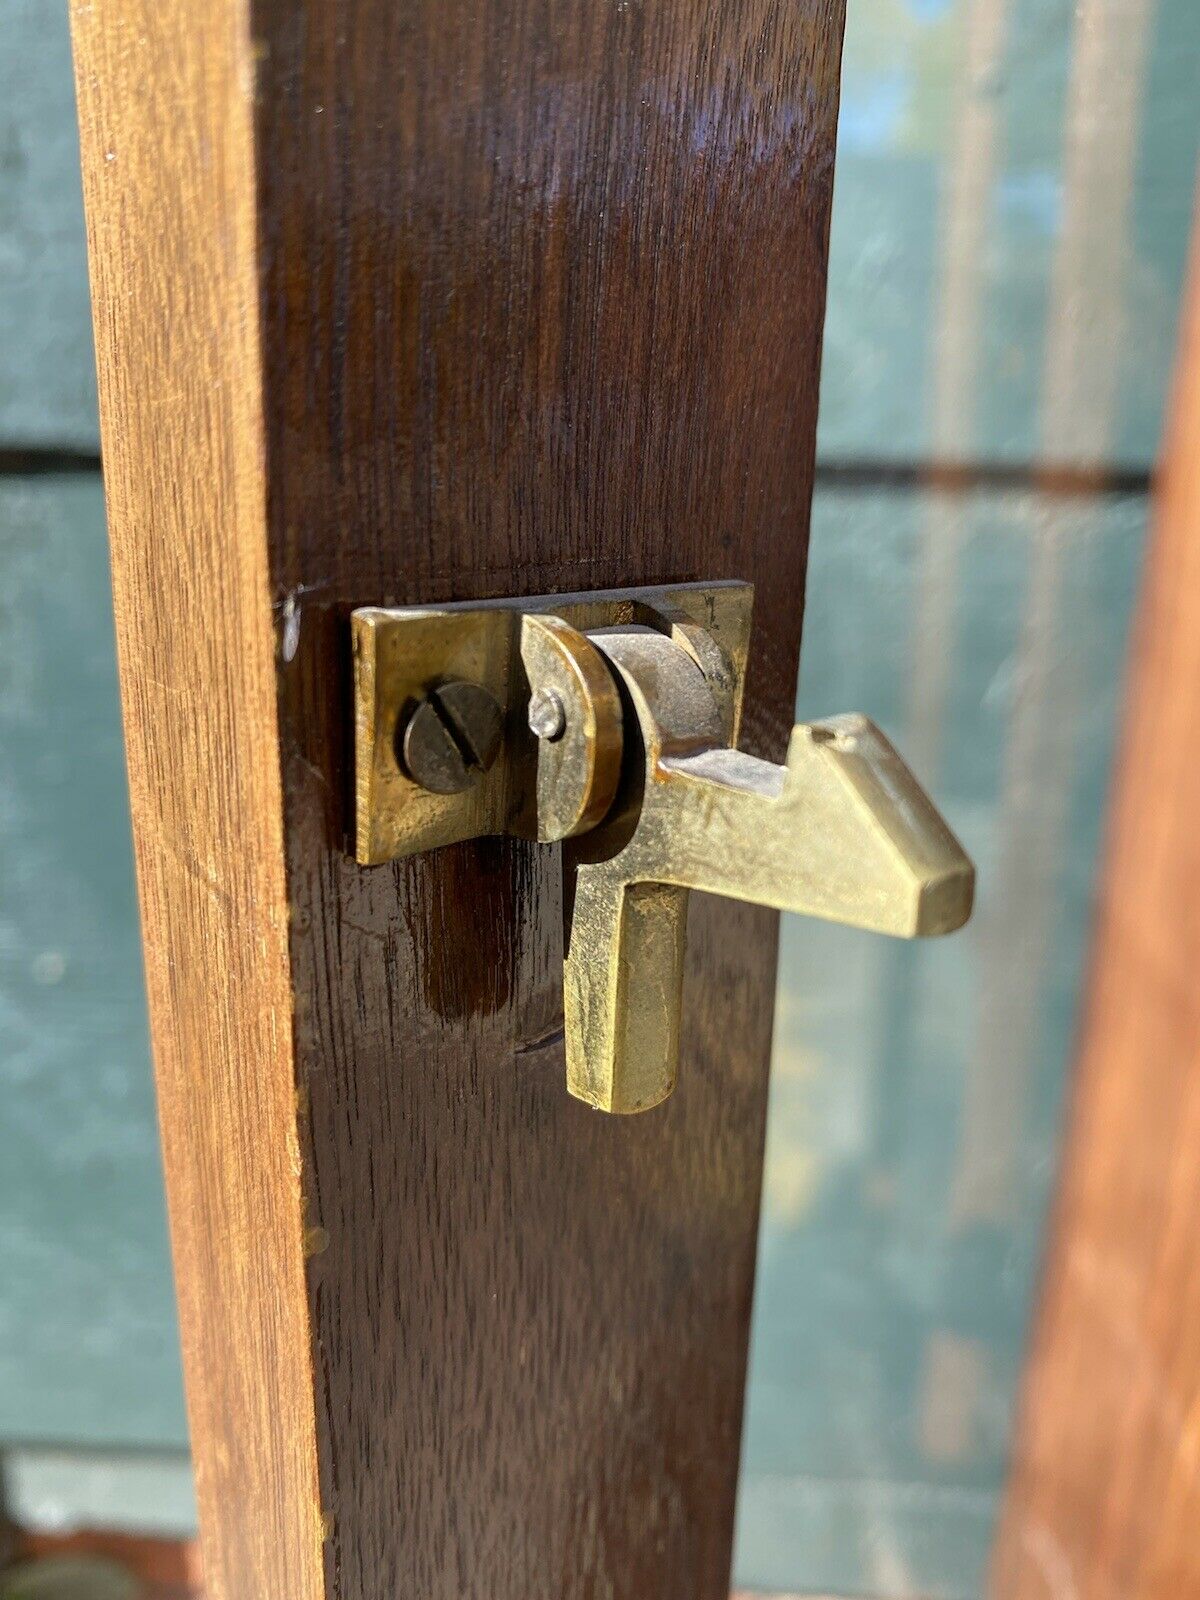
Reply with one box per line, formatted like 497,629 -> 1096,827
351,583 -> 974,1116
563,628 -> 974,1112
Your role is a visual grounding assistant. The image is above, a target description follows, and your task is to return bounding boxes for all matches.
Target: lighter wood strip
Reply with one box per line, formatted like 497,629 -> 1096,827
991,188 -> 1200,1599
69,2 -> 325,1596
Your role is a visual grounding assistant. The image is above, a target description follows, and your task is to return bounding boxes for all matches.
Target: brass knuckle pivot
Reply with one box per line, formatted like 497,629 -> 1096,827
351,584 -> 974,1116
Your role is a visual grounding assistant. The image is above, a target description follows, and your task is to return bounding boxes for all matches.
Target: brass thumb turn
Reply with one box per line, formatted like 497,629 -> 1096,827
352,583 -> 974,1114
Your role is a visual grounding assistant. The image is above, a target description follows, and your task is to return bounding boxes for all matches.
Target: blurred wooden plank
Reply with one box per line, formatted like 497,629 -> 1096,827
11,1530 -> 201,1597
992,195 -> 1200,1596
69,0 -> 845,1596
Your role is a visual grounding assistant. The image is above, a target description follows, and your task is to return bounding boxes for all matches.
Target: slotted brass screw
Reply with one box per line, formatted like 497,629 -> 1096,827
399,680 -> 504,794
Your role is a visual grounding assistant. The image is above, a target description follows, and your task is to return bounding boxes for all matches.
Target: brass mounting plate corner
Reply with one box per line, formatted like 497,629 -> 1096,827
352,581 -> 754,865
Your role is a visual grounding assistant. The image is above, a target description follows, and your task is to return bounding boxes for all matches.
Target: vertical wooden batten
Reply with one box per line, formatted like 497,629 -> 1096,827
72,1 -> 847,1596
69,3 -> 325,1600
992,196 -> 1200,1598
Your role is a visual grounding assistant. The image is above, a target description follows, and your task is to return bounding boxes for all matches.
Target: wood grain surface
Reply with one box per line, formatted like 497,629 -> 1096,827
71,2 -> 846,1596
991,199 -> 1200,1598
70,2 -> 327,1598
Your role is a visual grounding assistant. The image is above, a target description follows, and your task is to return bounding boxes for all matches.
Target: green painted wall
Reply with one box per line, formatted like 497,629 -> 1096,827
0,477 -> 181,1453
739,485 -> 1144,1595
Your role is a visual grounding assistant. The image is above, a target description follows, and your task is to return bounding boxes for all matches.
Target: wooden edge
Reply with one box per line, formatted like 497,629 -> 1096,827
68,2 -> 325,1597
990,187 -> 1200,1596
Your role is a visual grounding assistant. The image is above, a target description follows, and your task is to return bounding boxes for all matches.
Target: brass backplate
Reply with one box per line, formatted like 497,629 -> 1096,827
352,582 -> 753,865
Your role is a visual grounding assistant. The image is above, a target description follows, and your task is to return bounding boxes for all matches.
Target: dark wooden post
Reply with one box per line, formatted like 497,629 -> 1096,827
70,2 -> 847,1594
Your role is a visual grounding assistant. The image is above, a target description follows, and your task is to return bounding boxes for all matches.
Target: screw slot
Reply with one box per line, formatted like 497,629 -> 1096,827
399,680 -> 504,794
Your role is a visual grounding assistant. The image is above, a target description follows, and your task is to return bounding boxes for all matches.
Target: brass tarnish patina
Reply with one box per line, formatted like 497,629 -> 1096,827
352,584 -> 974,1114
518,614 -> 624,843
352,582 -> 753,862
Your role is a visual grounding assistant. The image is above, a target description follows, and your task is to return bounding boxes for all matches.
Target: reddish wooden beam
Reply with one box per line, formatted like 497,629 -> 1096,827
992,192 -> 1200,1598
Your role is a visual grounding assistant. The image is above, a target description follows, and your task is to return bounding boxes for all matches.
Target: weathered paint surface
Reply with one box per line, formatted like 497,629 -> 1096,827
0,476 -> 183,1448
0,2 -> 97,447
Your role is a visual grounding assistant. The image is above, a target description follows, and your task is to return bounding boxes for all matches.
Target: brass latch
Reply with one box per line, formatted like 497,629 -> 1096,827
353,583 -> 974,1113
